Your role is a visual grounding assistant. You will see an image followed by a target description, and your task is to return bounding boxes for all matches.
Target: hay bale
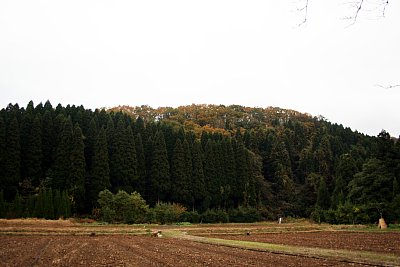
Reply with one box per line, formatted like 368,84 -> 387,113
378,218 -> 387,229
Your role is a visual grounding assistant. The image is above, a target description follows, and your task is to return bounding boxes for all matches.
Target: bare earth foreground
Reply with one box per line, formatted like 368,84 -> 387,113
0,235 -> 366,267
0,219 -> 399,267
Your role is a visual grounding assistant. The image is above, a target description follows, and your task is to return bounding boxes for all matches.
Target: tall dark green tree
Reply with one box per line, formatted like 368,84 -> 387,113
70,123 -> 86,213
150,131 -> 170,203
4,111 -> 21,199
191,140 -> 206,210
223,138 -> 236,208
25,114 -> 43,185
183,139 -> 193,185
393,177 -> 400,199
43,188 -> 55,219
109,120 -> 138,192
135,133 -> 146,196
90,127 -> 110,207
171,139 -> 190,206
0,190 -> 5,218
316,177 -> 330,209
348,158 -> 394,206
270,135 -> 294,207
13,191 -> 23,218
0,116 -> 6,191
85,117 -> 99,173
51,117 -> 73,190
34,189 -> 45,218
61,190 -> 71,218
314,135 -> 333,187
53,189 -> 62,219
203,139 -> 219,208
234,140 -> 252,207
331,153 -> 358,208
41,110 -> 55,175
20,103 -> 34,182
125,125 -> 138,193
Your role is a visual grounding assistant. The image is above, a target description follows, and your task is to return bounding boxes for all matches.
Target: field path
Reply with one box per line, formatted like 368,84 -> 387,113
170,231 -> 400,267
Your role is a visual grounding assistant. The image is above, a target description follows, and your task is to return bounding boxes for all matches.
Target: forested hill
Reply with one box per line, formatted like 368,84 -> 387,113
1,101 -> 399,223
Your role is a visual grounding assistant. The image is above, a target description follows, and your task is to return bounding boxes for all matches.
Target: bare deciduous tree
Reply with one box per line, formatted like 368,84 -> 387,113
343,0 -> 390,27
296,0 -> 390,27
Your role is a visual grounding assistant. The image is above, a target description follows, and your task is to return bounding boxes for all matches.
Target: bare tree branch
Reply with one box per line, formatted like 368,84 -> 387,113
297,0 -> 309,27
345,0 -> 364,27
382,0 -> 389,17
296,0 -> 390,27
375,84 -> 400,89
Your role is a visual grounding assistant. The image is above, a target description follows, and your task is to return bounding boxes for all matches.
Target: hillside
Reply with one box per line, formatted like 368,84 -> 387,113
0,101 -> 399,223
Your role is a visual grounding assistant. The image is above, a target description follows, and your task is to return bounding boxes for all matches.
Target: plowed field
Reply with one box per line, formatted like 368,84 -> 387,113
0,235 -> 367,267
0,219 -> 398,266
203,231 -> 400,255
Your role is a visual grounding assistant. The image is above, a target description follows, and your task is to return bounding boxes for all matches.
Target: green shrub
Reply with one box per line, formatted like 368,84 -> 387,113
97,189 -> 149,224
201,209 -> 228,223
152,202 -> 186,224
180,210 -> 200,223
229,207 -> 261,223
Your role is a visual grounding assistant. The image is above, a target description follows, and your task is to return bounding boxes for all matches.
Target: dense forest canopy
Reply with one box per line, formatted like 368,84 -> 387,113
1,101 -> 399,223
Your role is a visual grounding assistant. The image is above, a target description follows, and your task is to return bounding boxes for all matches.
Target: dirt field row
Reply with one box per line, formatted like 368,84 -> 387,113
202,231 -> 400,256
1,219 -> 398,266
0,235 -> 369,267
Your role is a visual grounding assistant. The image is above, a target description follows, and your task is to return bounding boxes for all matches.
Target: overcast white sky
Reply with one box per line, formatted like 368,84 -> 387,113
0,1 -> 399,137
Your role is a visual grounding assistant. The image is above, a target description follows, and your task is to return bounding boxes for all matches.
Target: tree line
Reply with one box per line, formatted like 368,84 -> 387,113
1,101 -> 399,223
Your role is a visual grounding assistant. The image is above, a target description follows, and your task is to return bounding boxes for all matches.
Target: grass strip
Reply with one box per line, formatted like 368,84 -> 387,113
167,231 -> 400,267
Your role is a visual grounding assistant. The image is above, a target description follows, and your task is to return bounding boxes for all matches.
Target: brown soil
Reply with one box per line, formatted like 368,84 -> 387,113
0,235 -> 367,267
205,231 -> 400,256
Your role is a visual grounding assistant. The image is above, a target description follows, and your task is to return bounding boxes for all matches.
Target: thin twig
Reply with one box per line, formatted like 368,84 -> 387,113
375,84 -> 400,89
298,0 -> 309,26
346,0 -> 364,27
382,0 -> 389,17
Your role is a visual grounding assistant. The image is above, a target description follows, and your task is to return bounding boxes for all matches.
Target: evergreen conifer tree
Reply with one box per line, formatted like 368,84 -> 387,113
5,111 -> 21,199
41,110 -> 55,174
135,133 -> 146,196
109,118 -> 126,189
393,177 -> 399,199
13,191 -> 22,218
125,125 -> 138,192
171,139 -> 190,205
26,114 -> 43,185
233,140 -> 245,204
53,189 -> 62,219
20,105 -> 33,181
204,139 -> 219,208
270,135 -> 294,204
70,123 -> 86,213
43,188 -> 55,219
150,131 -> 170,203
85,117 -> 99,173
90,127 -> 110,207
0,116 -> 6,191
34,190 -> 45,218
223,138 -> 236,208
60,190 -> 71,218
0,190 -> 5,218
52,117 -> 73,190
191,141 -> 206,210
316,177 -> 330,209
